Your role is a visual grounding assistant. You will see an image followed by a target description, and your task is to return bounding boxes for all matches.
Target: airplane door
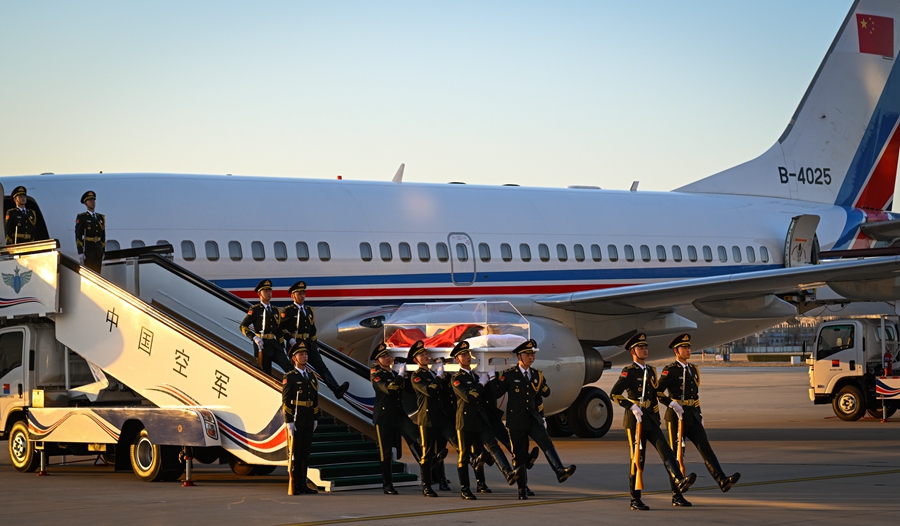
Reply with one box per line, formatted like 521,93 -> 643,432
448,233 -> 476,285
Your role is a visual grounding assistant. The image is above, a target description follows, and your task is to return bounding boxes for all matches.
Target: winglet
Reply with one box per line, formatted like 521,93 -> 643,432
392,163 -> 405,184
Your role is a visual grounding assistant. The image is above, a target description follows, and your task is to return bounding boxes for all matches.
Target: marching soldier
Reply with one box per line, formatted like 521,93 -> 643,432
280,281 -> 349,399
657,334 -> 740,493
5,186 -> 38,245
370,342 -> 422,495
283,341 -> 320,495
450,341 -> 519,500
494,339 -> 576,499
408,340 -> 455,497
74,190 -> 106,273
610,332 -> 697,510
240,279 -> 292,375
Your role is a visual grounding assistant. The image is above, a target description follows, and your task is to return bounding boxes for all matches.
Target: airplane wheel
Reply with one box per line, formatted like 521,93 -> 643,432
567,387 -> 613,438
546,412 -> 573,437
228,457 -> 275,476
8,420 -> 40,473
832,384 -> 866,421
130,429 -> 183,482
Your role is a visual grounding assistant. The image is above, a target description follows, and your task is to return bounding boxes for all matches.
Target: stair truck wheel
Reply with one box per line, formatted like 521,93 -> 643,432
228,456 -> 276,476
9,420 -> 40,473
130,429 -> 183,481
546,412 -> 574,437
832,384 -> 866,421
567,387 -> 614,438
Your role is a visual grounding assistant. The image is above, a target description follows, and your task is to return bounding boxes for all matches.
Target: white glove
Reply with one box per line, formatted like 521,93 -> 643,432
289,338 -> 296,347
630,404 -> 643,423
669,401 -> 684,419
286,422 -> 296,435
253,336 -> 264,350
433,363 -> 444,377
543,418 -> 548,430
313,421 -> 318,432
487,366 -> 496,379
478,373 -> 489,386
393,362 -> 405,374
79,253 -> 85,264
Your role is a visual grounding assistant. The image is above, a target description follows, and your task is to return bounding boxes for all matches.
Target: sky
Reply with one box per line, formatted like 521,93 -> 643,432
0,1 -> 856,192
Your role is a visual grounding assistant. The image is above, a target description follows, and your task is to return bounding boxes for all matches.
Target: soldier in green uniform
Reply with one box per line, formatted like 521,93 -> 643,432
240,279 -> 292,375
449,341 -> 519,500
494,339 -> 576,499
5,186 -> 38,245
74,190 -> 106,273
657,334 -> 740,493
610,332 -> 697,510
279,281 -> 349,399
283,341 -> 320,495
370,342 -> 422,495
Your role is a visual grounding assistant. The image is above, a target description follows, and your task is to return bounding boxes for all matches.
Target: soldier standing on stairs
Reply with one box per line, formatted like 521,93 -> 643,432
283,341 -> 319,495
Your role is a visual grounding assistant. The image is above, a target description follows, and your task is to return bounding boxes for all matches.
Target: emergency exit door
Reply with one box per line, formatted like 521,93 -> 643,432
448,233 -> 475,285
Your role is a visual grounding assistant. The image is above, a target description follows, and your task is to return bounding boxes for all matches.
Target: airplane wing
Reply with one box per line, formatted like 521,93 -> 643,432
536,256 -> 900,316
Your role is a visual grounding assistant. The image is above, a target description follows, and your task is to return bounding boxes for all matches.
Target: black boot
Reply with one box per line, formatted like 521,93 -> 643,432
487,443 -> 519,485
664,457 -> 696,493
526,485 -> 535,496
518,487 -> 529,500
705,457 -> 741,492
672,493 -> 692,507
474,464 -> 491,492
433,460 -> 451,491
629,474 -> 648,510
527,446 -> 539,470
476,481 -> 492,493
630,498 -> 650,511
299,459 -> 318,494
544,447 -> 576,483
381,460 -> 398,495
321,370 -> 350,400
458,466 -> 477,500
421,463 -> 437,497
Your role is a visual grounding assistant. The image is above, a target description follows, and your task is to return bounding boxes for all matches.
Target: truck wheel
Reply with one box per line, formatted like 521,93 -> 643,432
832,384 -> 866,421
130,429 -> 183,482
547,412 -> 574,437
567,387 -> 614,438
8,420 -> 40,473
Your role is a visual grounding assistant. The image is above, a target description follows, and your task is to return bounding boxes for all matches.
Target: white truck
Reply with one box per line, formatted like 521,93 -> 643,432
807,317 -> 900,421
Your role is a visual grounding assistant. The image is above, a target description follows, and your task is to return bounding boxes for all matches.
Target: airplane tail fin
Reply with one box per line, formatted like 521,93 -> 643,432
678,0 -> 900,212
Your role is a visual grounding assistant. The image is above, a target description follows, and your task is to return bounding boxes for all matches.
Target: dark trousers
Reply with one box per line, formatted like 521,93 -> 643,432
287,419 -> 314,494
625,415 -> 682,499
375,419 -> 421,487
666,411 -> 726,481
83,244 -> 104,273
257,340 -> 292,375
508,416 -> 553,488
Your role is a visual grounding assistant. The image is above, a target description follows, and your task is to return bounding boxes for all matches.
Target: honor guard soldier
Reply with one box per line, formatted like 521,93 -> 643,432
5,186 -> 38,245
370,342 -> 422,495
494,339 -> 576,500
407,340 -> 454,497
74,190 -> 106,273
657,334 -> 740,493
610,332 -> 697,510
283,341 -> 320,495
449,341 -> 519,500
240,279 -> 292,375
280,281 -> 349,399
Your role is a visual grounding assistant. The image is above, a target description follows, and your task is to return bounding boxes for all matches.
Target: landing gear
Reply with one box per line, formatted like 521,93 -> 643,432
547,412 -> 573,438
566,387 -> 613,438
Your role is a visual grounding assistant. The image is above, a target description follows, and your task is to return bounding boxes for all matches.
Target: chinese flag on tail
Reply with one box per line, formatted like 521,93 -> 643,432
857,14 -> 894,57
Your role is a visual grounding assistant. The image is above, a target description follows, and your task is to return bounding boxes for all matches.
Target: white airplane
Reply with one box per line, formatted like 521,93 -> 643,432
4,0 -> 900,437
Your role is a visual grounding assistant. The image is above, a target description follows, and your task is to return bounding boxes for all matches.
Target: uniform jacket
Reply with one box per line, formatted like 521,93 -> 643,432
610,362 -> 661,427
494,366 -> 550,431
74,211 -> 106,254
371,366 -> 407,427
282,368 -> 319,424
451,368 -> 490,432
410,366 -> 452,428
656,361 -> 703,426
5,208 -> 38,244
240,303 -> 283,342
279,303 -> 317,348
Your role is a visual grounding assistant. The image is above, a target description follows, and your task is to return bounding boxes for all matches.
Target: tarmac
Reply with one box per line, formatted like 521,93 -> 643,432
2,364 -> 899,526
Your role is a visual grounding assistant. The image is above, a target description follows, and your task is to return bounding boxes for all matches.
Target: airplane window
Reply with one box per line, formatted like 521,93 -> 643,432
479,243 -> 491,262
607,244 -> 618,262
205,241 -> 219,261
360,242 -> 373,261
760,246 -> 769,263
624,245 -> 635,262
640,245 -> 650,262
399,242 -> 412,262
229,241 -> 243,261
456,243 -> 469,262
556,244 -> 568,262
702,245 -> 713,262
574,244 -> 585,262
131,240 -> 145,249
501,243 -> 512,262
732,246 -> 742,263
717,246 -> 727,262
274,241 -> 287,261
418,242 -> 430,262
181,241 -> 196,261
107,240 -> 120,251
317,242 -> 331,261
687,245 -> 697,262
656,245 -> 666,262
156,240 -> 169,247
296,242 -> 309,261
746,246 -> 756,263
591,244 -> 602,261
520,243 -> 532,262
252,241 -> 265,261
538,244 -> 550,262
436,242 -> 449,262
671,245 -> 682,262
380,242 -> 393,261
